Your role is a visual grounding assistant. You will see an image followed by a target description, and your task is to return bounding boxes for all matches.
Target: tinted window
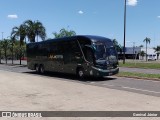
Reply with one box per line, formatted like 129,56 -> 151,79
78,38 -> 91,49
63,40 -> 81,63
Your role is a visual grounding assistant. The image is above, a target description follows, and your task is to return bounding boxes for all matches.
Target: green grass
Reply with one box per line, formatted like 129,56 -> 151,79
119,61 -> 160,69
117,72 -> 160,80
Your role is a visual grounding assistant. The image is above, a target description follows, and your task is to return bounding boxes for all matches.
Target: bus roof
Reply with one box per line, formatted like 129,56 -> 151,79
27,35 -> 111,45
79,35 -> 111,42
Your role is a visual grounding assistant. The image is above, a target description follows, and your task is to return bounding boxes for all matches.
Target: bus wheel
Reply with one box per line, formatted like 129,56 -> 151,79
40,65 -> 45,74
35,64 -> 40,73
77,68 -> 84,79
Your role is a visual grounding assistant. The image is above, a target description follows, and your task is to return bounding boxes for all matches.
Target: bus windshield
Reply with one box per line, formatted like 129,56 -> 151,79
93,42 -> 117,64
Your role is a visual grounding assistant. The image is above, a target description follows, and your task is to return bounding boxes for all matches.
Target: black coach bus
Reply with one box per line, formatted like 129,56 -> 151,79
27,35 -> 119,78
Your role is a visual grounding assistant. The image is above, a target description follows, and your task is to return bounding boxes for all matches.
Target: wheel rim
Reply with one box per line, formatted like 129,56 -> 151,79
36,65 -> 39,72
40,66 -> 44,73
79,70 -> 84,77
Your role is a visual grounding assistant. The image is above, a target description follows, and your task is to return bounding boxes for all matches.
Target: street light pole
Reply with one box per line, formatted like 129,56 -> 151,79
1,32 -> 4,40
123,0 -> 127,64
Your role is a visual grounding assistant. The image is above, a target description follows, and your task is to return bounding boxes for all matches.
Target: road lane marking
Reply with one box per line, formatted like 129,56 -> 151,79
103,84 -> 160,94
121,86 -> 160,94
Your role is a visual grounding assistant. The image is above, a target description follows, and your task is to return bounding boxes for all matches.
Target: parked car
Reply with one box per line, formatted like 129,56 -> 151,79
147,54 -> 157,61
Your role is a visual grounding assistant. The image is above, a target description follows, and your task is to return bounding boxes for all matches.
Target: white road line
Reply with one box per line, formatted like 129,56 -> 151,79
121,86 -> 160,94
103,84 -> 160,94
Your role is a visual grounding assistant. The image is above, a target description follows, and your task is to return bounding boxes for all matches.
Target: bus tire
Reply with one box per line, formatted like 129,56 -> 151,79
39,65 -> 45,74
77,68 -> 85,79
35,64 -> 40,73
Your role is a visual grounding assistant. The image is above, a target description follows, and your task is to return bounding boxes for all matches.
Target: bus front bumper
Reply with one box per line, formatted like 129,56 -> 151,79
91,67 -> 119,77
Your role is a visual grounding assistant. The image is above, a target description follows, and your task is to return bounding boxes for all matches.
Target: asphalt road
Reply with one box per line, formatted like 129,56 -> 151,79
0,63 -> 160,98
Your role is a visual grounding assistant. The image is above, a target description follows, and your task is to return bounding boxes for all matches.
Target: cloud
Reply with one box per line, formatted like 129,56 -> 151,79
157,16 -> 160,18
7,14 -> 18,19
127,0 -> 138,6
78,10 -> 84,15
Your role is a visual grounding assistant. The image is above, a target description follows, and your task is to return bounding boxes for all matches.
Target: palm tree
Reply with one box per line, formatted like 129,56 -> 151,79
9,36 -> 16,64
153,46 -> 160,60
11,24 -> 27,45
11,24 -> 27,65
53,28 -> 76,38
143,37 -> 151,61
24,20 -> 46,42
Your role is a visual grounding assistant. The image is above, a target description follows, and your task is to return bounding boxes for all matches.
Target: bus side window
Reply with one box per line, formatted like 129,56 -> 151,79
70,41 -> 82,57
63,42 -> 72,63
84,47 -> 94,63
63,40 -> 82,64
27,44 -> 34,57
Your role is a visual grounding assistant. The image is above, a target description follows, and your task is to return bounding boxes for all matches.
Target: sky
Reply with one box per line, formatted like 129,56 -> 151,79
1,0 -> 160,47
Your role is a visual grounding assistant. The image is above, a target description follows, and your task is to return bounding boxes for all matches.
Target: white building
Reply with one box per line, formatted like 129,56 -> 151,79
122,47 -> 158,60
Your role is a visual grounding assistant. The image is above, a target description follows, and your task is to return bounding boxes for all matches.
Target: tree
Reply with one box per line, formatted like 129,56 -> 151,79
0,41 -> 2,64
11,24 -> 27,65
13,40 -> 21,60
153,46 -> 160,60
112,39 -> 118,46
112,39 -> 123,60
143,37 -> 151,61
53,28 -> 76,38
139,50 -> 145,60
1,39 -> 11,64
10,36 -> 16,64
112,39 -> 122,52
7,36 -> 16,64
139,45 -> 143,48
11,24 -> 27,45
24,20 -> 46,42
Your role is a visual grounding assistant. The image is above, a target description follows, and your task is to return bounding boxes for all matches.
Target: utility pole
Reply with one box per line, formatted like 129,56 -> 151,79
123,0 -> 127,64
